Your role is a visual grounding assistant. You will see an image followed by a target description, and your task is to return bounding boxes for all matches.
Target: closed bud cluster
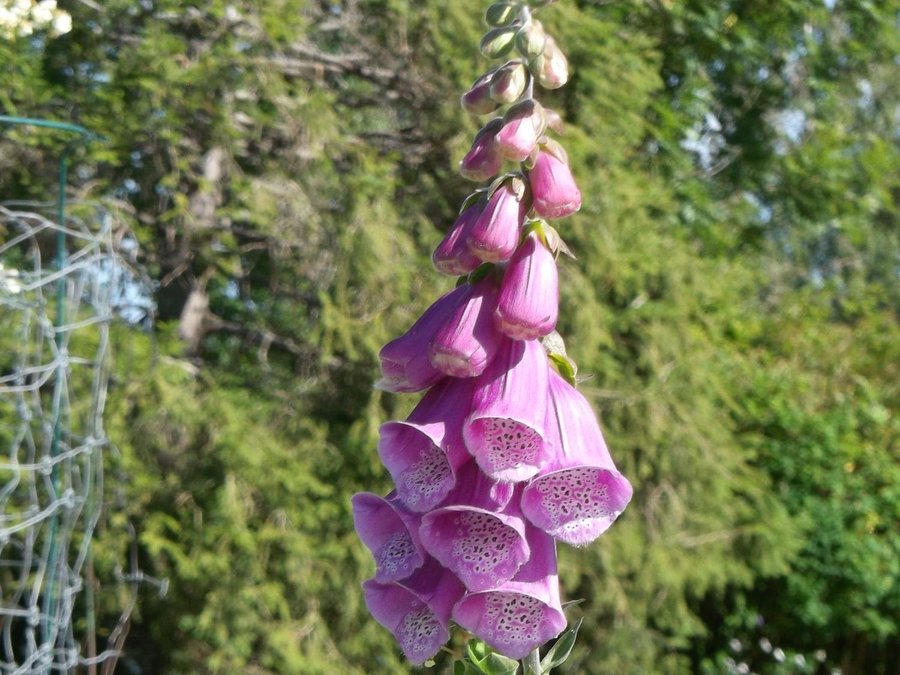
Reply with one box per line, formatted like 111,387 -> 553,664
357,0 -> 618,666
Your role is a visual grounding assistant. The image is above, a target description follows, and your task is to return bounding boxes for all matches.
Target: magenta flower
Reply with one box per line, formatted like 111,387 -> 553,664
495,231 -> 559,340
461,70 -> 501,115
363,558 -> 466,665
419,463 -> 529,591
496,100 -> 544,162
432,202 -> 484,276
452,527 -> 566,660
377,285 -> 470,393
352,491 -> 425,582
527,149 -> 582,220
464,338 -> 550,482
489,61 -> 529,104
429,276 -> 503,378
378,377 -> 474,512
460,119 -> 504,182
467,179 -> 529,263
521,370 -> 633,546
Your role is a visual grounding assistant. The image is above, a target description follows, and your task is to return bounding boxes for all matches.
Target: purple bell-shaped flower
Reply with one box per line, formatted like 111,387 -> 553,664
463,338 -> 551,482
377,285 -> 470,393
419,462 -> 530,592
521,370 -> 633,546
452,526 -> 567,660
495,230 -> 559,340
378,377 -> 474,512
429,276 -> 503,378
363,559 -> 465,665
352,491 -> 425,582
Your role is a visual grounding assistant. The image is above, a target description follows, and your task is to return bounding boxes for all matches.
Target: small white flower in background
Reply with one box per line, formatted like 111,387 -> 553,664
728,638 -> 742,653
759,637 -> 772,653
50,9 -> 70,35
31,0 -> 53,24
0,264 -> 23,295
773,647 -> 785,662
815,649 -> 827,662
0,0 -> 71,38
12,0 -> 30,17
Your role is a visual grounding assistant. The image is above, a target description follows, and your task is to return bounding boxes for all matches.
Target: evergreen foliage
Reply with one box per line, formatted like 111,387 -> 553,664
1,0 -> 896,672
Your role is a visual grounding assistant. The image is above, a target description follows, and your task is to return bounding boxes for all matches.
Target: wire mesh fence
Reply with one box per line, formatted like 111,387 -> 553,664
0,201 -> 155,673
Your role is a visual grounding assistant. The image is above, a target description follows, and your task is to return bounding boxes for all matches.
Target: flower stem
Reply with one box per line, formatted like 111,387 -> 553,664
520,4 -> 535,100
522,647 -> 541,674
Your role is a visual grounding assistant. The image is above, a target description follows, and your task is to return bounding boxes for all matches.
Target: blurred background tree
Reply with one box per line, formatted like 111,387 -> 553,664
0,0 -> 896,673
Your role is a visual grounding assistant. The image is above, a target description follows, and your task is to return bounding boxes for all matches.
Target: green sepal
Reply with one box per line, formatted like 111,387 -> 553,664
539,618 -> 583,672
485,172 -> 524,201
465,639 -> 520,675
543,108 -> 564,135
459,188 -> 489,215
481,27 -> 518,59
467,262 -> 496,285
543,224 -> 576,260
548,353 -> 578,386
485,2 -> 517,27
523,218 -> 546,240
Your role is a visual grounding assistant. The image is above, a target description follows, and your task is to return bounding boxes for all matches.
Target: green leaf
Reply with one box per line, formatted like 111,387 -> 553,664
540,618 -> 583,672
465,639 -> 520,675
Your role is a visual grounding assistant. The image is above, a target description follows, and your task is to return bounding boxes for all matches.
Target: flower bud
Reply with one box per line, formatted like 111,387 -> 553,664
480,26 -> 517,59
377,285 -> 470,392
527,147 -> 581,219
489,61 -> 529,104
496,99 -> 545,162
515,20 -> 546,59
432,202 -> 484,275
429,276 -> 503,378
460,118 -> 504,182
530,37 -> 568,90
461,70 -> 502,115
468,177 -> 530,263
485,1 -> 516,27
496,230 -> 559,340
